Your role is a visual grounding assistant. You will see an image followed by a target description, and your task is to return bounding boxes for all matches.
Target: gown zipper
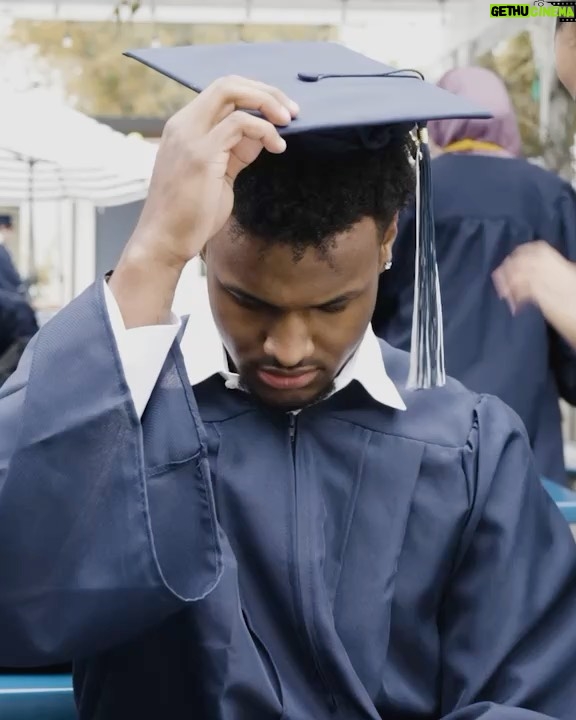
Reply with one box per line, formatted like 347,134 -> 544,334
289,413 -> 338,712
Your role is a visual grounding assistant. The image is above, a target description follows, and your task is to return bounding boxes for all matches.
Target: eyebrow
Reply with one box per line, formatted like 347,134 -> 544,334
220,281 -> 363,310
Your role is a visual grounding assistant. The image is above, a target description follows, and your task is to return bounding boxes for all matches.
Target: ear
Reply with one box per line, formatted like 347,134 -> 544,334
378,212 -> 399,273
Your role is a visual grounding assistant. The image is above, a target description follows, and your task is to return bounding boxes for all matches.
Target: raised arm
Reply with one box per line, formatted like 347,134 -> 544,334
0,77 -> 298,666
493,240 -> 576,354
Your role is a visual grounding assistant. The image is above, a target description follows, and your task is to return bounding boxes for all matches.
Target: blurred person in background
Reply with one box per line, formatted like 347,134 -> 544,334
0,215 -> 27,295
373,66 -> 576,486
493,14 -> 576,352
0,215 -> 38,385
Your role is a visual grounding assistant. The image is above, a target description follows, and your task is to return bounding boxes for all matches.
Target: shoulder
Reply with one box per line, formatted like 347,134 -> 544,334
379,339 -> 526,450
434,153 -> 568,190
516,158 -> 574,196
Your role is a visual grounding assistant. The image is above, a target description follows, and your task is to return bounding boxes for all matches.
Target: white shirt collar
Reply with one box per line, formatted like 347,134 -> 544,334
179,293 -> 406,412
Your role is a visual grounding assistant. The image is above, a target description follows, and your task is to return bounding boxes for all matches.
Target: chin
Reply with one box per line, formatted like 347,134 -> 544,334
245,378 -> 335,412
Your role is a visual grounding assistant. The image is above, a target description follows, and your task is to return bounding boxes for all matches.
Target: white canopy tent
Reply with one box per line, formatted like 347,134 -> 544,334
0,87 -> 156,207
0,86 -> 157,278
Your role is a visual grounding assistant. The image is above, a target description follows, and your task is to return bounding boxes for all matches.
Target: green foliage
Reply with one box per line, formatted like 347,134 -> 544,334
477,32 -> 542,156
112,1 -> 142,22
477,31 -> 576,177
8,20 -> 337,117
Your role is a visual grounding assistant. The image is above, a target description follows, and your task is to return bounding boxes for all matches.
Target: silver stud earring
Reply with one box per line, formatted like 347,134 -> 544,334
384,260 -> 392,271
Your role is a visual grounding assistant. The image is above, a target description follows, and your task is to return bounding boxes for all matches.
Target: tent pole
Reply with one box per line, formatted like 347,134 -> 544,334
28,158 -> 36,281
70,201 -> 77,299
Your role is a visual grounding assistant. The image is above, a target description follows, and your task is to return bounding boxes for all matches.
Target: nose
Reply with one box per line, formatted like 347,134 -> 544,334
263,314 -> 314,368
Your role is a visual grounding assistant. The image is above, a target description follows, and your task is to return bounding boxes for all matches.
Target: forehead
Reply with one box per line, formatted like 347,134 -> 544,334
209,218 -> 381,306
557,20 -> 576,42
555,22 -> 576,95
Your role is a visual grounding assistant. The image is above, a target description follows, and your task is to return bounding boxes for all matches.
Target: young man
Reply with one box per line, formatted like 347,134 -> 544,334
0,42 -> 575,720
492,14 -> 576,350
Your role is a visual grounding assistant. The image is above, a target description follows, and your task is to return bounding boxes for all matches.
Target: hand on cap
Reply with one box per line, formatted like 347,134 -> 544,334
493,241 -> 576,349
132,75 -> 299,269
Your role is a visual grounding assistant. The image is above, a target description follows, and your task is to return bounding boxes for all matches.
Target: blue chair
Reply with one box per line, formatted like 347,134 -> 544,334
0,674 -> 76,719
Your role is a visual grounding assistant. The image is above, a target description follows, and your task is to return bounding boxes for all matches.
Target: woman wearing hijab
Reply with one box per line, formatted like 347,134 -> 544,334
373,66 -> 576,486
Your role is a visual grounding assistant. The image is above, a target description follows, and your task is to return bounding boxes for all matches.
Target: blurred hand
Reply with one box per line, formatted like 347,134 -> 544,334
493,241 -> 576,349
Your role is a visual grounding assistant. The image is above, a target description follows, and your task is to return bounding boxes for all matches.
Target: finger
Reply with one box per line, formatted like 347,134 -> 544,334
226,77 -> 300,117
503,274 -> 534,306
187,76 -> 299,133
226,138 -> 266,181
208,110 -> 287,158
492,268 -> 508,299
493,264 -> 526,299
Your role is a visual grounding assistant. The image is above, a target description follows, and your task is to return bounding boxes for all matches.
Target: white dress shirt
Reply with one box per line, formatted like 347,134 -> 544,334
103,282 -> 406,419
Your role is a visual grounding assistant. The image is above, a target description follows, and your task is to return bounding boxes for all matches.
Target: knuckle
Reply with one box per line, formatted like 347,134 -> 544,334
214,75 -> 244,94
162,114 -> 178,137
228,110 -> 246,128
184,142 -> 210,170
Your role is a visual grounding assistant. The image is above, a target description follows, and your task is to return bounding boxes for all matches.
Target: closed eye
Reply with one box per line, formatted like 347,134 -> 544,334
231,292 -> 275,312
318,301 -> 349,314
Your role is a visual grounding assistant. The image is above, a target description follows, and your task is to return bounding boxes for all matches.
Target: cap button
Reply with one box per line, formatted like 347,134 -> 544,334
297,72 -> 321,82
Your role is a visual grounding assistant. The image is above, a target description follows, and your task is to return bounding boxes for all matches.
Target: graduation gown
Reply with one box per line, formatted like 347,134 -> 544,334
373,153 -> 576,486
0,288 -> 38,354
0,281 -> 575,720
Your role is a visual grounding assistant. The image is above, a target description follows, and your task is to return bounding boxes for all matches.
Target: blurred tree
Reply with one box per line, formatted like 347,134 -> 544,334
477,31 -> 576,179
8,20 -> 336,117
112,1 -> 142,22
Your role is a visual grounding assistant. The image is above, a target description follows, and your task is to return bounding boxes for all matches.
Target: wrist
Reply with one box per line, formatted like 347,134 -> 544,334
108,238 -> 185,329
123,228 -> 191,275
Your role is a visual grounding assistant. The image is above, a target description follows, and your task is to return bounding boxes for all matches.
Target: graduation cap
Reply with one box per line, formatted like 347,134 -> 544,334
125,41 -> 491,390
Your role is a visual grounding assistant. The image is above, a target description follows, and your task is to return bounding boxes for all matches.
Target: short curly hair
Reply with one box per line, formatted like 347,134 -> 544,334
232,132 -> 416,259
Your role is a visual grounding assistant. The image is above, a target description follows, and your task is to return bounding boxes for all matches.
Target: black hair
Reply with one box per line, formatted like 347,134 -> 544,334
231,132 -> 417,259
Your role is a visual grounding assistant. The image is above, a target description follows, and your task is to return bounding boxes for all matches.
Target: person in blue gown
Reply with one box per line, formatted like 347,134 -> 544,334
0,216 -> 39,386
0,44 -> 575,720
0,216 -> 26,295
372,66 -> 576,487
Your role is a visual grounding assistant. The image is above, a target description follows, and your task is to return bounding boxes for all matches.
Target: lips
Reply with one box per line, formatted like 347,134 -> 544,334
257,368 -> 319,390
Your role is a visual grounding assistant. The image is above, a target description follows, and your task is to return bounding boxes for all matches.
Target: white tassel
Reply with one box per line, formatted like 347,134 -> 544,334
407,128 -> 446,390
407,142 -> 422,389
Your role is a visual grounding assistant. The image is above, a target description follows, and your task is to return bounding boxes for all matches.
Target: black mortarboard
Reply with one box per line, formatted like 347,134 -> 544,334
125,41 -> 491,389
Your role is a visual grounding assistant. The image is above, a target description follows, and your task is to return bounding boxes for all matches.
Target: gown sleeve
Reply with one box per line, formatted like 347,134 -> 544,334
0,281 -> 223,666
102,280 -> 181,419
549,186 -> 576,404
439,395 -> 576,719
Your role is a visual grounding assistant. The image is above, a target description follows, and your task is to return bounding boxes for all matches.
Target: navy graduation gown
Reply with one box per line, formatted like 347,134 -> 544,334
0,246 -> 25,295
0,287 -> 39,357
0,282 -> 576,720
373,153 -> 576,486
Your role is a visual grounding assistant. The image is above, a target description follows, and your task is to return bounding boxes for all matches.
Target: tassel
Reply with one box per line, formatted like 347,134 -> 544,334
407,124 -> 446,390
